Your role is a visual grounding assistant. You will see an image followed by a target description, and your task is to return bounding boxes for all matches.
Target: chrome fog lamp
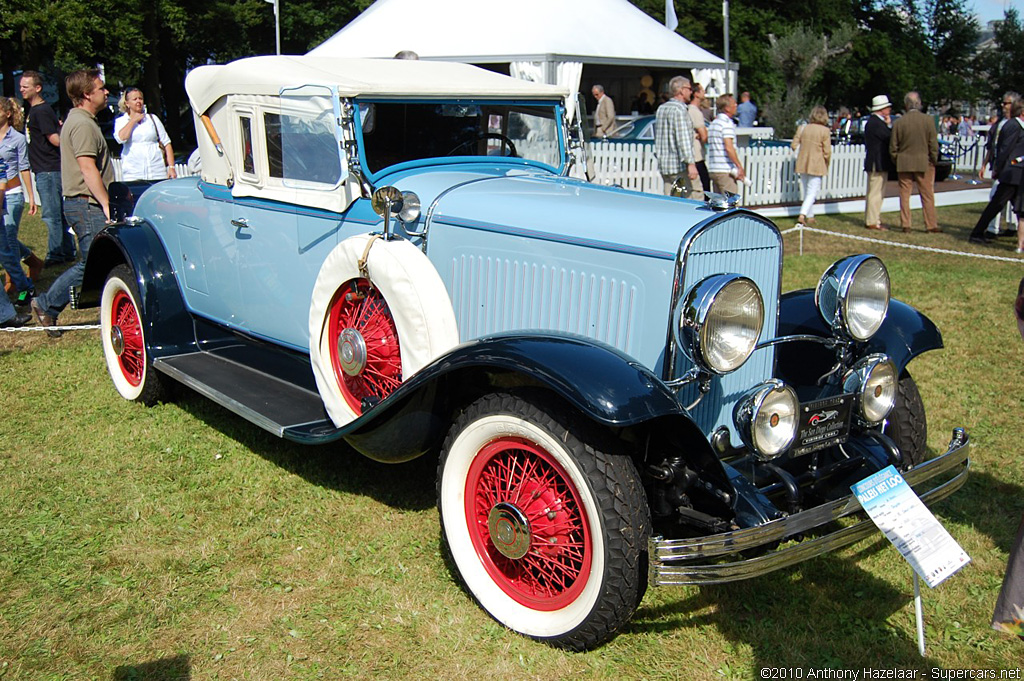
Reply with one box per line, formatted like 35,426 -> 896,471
675,274 -> 764,374
842,354 -> 897,424
815,255 -> 890,341
734,380 -> 799,460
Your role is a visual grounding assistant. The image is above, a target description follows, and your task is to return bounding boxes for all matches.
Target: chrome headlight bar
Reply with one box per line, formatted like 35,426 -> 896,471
815,255 -> 890,342
674,274 -> 764,375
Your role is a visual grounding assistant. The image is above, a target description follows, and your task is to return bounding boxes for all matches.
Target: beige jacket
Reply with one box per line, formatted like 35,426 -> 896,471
791,123 -> 832,177
594,95 -> 616,137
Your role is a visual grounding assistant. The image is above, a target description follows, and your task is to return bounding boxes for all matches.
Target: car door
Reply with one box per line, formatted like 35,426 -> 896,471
233,94 -> 349,351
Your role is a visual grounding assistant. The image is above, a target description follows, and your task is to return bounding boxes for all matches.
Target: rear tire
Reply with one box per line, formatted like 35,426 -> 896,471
100,264 -> 165,405
437,392 -> 649,650
883,371 -> 927,467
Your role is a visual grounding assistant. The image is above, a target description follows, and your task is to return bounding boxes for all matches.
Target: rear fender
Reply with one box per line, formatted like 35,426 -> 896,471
80,221 -> 197,357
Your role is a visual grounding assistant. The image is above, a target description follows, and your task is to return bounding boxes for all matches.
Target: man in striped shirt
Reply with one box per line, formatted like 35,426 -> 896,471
654,76 -> 700,198
707,93 -> 746,195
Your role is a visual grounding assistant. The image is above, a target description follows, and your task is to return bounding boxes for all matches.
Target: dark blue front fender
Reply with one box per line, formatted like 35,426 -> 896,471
776,290 -> 942,386
343,333 -> 724,479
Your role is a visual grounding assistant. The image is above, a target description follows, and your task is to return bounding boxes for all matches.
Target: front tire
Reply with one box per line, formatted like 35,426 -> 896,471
883,370 -> 927,467
437,392 -> 649,650
100,264 -> 165,405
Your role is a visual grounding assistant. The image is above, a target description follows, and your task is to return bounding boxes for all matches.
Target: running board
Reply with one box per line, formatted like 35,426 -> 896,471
154,352 -> 341,443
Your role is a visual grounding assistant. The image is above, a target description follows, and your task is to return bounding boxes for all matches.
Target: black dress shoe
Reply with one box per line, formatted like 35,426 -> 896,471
968,234 -> 994,244
0,313 -> 31,328
999,230 -> 1019,238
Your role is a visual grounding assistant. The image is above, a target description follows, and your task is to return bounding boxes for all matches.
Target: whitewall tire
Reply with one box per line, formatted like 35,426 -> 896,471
437,392 -> 649,651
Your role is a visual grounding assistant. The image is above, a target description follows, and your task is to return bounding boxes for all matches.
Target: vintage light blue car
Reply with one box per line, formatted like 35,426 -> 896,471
80,56 -> 969,651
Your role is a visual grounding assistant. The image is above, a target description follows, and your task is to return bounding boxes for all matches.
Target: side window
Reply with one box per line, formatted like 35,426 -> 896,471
265,109 -> 342,187
240,115 -> 255,176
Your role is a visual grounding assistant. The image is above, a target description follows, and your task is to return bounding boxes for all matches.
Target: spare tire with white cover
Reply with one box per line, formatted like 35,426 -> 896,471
308,234 -> 460,427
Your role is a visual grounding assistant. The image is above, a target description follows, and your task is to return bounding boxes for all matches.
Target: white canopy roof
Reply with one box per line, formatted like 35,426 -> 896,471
185,56 -> 569,113
308,0 -> 724,69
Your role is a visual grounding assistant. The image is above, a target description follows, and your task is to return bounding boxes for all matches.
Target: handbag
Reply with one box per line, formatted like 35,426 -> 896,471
149,114 -> 167,158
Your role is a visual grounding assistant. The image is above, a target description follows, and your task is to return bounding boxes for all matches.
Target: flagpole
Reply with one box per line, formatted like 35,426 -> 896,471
723,0 -> 730,93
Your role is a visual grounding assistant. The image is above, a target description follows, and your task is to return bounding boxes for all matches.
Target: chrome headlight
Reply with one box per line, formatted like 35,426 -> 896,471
675,274 -> 764,374
842,354 -> 897,423
815,255 -> 890,341
734,380 -> 799,460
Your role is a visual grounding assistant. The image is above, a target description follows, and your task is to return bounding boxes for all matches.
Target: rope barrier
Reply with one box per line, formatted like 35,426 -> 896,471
1,322 -> 101,333
780,224 -> 1024,263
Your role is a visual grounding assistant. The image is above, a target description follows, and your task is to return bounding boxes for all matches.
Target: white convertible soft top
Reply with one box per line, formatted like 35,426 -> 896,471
186,56 -> 570,113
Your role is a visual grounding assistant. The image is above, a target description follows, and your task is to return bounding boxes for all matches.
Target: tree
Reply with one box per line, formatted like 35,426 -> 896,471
976,7 -> 1024,108
921,0 -> 981,107
761,23 -> 856,137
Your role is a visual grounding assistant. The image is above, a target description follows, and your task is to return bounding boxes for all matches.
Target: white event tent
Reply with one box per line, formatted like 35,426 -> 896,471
309,0 -> 729,100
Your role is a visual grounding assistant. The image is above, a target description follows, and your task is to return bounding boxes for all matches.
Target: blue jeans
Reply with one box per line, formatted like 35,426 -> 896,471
35,171 -> 76,262
0,279 -> 16,322
35,198 -> 106,320
0,193 -> 32,292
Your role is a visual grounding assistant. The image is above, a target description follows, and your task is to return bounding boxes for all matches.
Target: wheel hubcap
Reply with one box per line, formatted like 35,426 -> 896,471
487,502 -> 531,560
337,328 -> 367,377
110,325 -> 125,356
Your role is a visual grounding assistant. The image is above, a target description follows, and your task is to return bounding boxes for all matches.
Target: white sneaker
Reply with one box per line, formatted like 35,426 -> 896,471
1016,247 -> 1023,254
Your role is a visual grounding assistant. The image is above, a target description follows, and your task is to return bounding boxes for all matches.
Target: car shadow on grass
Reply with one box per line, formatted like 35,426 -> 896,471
113,653 -> 191,680
931,469 -> 1023,555
170,387 -> 438,513
629,544 -> 944,669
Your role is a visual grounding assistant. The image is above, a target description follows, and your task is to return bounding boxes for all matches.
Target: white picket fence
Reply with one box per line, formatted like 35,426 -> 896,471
111,158 -> 192,181
590,134 -> 989,206
115,133 -> 990,209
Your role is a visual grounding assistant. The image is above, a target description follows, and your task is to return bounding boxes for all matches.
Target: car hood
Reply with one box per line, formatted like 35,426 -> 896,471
398,167 -> 719,260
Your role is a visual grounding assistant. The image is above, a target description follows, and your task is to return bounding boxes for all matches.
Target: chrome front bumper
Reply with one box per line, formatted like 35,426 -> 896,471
649,428 -> 970,586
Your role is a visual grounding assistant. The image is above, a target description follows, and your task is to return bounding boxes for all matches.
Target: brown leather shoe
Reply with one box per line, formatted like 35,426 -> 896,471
902,227 -> 912,233
30,299 -> 62,338
23,253 -> 44,282
866,224 -> 888,231
926,227 -> 943,233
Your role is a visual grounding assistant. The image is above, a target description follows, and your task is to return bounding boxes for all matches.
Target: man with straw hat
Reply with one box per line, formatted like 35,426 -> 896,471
864,95 -> 893,231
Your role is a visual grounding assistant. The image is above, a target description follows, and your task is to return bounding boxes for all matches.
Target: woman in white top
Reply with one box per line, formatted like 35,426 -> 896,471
114,87 -> 177,181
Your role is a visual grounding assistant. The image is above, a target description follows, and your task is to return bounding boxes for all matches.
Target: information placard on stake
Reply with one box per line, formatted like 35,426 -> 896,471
852,465 -> 971,588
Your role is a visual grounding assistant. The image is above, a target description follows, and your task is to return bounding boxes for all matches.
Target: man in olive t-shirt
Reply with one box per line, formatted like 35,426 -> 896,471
31,69 -> 112,335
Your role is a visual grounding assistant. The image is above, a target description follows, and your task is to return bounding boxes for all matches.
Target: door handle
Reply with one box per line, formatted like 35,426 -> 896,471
231,218 -> 250,229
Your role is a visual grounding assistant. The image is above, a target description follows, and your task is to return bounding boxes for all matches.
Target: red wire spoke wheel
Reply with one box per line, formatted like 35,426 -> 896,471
437,392 -> 649,650
100,264 -> 165,404
110,289 -> 145,387
466,437 -> 592,610
326,278 -> 403,413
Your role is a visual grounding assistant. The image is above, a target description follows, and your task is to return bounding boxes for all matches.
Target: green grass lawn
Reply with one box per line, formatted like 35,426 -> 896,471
1,204 -> 1021,679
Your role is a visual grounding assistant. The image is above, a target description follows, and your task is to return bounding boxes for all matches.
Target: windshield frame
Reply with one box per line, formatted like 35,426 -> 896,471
351,97 -> 568,182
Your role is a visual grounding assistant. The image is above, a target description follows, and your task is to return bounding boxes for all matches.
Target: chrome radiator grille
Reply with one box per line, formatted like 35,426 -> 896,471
674,213 -> 783,442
